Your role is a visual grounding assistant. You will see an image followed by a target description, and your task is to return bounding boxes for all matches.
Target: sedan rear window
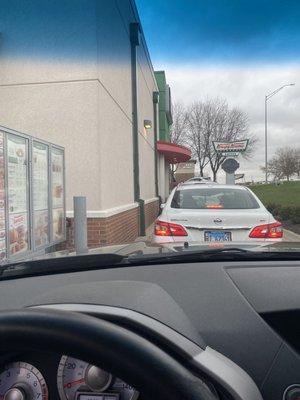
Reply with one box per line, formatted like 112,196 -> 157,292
171,188 -> 260,209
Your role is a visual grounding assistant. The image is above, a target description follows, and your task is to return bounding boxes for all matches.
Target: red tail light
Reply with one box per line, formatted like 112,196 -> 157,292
249,222 -> 283,239
154,220 -> 188,237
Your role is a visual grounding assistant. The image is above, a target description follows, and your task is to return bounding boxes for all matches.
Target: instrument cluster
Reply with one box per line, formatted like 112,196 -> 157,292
0,353 -> 138,400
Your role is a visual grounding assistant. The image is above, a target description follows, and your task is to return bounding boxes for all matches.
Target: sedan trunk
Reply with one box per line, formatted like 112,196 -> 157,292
166,208 -> 271,242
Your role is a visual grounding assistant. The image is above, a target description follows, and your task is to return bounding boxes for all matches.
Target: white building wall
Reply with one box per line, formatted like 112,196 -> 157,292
158,154 -> 166,201
98,84 -> 134,209
0,81 -> 101,210
0,0 -> 158,214
137,63 -> 156,201
97,0 -> 132,119
165,162 -> 170,199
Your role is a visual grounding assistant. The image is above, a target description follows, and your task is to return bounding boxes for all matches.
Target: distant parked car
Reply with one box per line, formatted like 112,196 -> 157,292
186,176 -> 212,183
154,183 -> 283,243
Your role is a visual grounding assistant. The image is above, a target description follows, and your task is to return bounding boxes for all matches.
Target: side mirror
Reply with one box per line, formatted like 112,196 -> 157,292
160,203 -> 165,210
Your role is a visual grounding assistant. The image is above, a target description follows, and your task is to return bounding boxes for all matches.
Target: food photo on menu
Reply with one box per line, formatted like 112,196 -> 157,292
53,208 -> 64,240
0,214 -> 5,260
34,210 -> 49,247
9,213 -> 28,255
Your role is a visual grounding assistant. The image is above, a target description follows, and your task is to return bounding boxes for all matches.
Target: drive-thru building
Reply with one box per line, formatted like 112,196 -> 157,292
0,0 -> 191,251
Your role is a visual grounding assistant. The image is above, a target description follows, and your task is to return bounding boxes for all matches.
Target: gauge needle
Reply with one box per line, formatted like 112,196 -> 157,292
64,378 -> 85,389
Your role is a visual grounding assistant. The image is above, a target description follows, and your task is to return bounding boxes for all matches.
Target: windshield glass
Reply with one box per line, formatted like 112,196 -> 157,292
0,0 -> 299,267
171,188 -> 260,210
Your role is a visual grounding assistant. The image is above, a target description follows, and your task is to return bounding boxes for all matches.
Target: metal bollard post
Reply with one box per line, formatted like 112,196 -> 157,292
74,196 -> 88,254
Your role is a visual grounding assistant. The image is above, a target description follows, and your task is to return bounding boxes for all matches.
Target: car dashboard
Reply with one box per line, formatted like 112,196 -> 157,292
0,259 -> 299,400
0,352 -> 139,400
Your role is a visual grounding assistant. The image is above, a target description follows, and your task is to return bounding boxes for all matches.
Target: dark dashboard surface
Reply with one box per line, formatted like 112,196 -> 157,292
0,260 -> 299,400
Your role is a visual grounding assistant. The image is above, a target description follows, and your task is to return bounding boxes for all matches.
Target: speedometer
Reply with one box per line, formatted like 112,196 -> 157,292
57,356 -> 138,400
0,362 -> 48,400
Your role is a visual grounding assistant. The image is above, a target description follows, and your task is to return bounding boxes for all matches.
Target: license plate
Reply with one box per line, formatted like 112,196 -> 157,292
204,231 -> 232,242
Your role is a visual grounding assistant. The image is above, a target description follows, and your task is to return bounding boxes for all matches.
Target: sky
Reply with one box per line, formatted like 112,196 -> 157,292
136,0 -> 300,182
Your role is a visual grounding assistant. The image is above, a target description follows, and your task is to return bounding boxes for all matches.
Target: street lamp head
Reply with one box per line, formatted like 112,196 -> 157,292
266,83 -> 296,100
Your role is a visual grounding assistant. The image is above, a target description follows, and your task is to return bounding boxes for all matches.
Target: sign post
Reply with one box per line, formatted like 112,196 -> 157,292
213,139 -> 249,184
226,174 -> 235,185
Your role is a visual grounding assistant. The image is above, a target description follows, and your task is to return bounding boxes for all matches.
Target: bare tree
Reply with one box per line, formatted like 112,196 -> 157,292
169,102 -> 189,182
277,147 -> 298,181
264,147 -> 299,181
186,98 -> 255,181
296,148 -> 300,178
205,99 -> 230,181
260,159 -> 284,181
185,101 -> 210,177
169,102 -> 188,146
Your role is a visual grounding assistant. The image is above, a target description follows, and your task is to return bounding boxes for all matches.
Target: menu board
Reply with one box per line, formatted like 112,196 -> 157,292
51,147 -> 64,241
0,132 -> 6,260
7,134 -> 29,255
0,130 -> 65,260
33,142 -> 49,247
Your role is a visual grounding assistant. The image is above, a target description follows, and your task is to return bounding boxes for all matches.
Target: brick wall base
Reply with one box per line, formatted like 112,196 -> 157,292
57,199 -> 159,251
145,199 -> 159,228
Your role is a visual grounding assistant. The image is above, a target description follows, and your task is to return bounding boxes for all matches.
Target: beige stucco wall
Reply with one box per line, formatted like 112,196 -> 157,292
97,0 -> 157,207
98,83 -> 134,209
0,79 -> 101,210
0,0 -> 158,213
137,63 -> 156,201
158,154 -> 166,201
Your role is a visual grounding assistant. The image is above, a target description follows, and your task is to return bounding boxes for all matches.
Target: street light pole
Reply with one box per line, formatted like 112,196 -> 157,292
265,95 -> 268,183
264,83 -> 295,183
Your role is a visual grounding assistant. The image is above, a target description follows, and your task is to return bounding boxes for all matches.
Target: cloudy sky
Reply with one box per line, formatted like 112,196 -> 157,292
136,0 -> 300,182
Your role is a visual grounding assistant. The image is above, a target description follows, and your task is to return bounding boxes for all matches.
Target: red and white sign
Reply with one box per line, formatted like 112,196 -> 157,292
213,139 -> 249,154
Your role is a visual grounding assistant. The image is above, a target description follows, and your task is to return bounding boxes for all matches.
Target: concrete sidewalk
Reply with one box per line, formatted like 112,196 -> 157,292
283,228 -> 300,242
135,223 -> 154,242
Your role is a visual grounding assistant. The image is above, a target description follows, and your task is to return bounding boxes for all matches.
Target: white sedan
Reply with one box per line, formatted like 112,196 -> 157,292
154,183 -> 283,243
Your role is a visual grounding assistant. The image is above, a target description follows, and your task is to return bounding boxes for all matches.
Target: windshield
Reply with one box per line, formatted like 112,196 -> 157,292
171,188 -> 260,210
0,0 -> 299,267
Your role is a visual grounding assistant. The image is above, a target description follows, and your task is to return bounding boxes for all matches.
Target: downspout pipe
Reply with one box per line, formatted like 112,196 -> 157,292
130,23 -> 145,236
153,91 -> 159,199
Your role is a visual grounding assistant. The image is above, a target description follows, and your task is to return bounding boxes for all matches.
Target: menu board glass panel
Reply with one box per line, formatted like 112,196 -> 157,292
7,134 -> 29,255
51,147 -> 64,241
33,141 -> 49,248
0,132 -> 6,260
0,130 -> 65,260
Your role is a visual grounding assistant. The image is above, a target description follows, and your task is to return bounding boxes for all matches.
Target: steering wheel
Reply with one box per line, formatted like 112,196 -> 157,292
0,309 -> 216,400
